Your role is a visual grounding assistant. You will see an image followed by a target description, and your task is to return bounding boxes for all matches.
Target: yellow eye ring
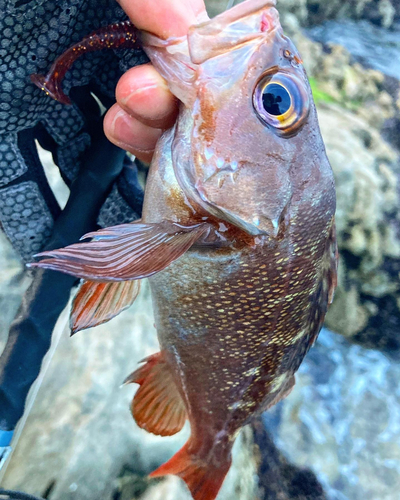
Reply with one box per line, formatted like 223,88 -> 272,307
253,71 -> 310,136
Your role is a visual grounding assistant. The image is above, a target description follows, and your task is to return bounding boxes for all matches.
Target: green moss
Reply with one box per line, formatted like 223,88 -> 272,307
309,77 -> 336,105
309,77 -> 363,110
342,94 -> 363,110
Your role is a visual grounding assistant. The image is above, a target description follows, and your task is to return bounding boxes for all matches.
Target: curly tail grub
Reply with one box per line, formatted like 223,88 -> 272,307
30,20 -> 139,105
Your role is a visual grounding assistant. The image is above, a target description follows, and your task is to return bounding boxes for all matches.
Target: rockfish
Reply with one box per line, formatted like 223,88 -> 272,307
31,1 -> 338,499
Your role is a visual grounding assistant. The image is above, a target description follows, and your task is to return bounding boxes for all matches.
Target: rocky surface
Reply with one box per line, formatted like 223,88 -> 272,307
0,231 -> 27,355
278,0 -> 400,28
317,104 -> 400,350
307,20 -> 400,81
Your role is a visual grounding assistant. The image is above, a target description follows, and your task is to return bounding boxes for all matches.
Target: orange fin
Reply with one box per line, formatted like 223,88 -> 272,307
29,221 -> 210,281
150,440 -> 231,500
70,279 -> 141,335
125,352 -> 187,437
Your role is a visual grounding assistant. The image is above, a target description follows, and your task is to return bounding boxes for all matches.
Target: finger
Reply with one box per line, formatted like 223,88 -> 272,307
116,64 -> 178,129
104,103 -> 163,163
118,0 -> 207,37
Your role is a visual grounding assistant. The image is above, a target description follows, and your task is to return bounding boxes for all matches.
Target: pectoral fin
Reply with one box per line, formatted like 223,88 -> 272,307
29,221 -> 210,281
70,280 -> 141,335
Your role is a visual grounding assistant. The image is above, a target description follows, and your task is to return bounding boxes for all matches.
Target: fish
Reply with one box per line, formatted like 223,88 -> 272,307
30,1 -> 338,499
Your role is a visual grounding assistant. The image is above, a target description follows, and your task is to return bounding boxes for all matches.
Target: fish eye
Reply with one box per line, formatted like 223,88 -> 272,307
262,83 -> 291,116
253,72 -> 310,135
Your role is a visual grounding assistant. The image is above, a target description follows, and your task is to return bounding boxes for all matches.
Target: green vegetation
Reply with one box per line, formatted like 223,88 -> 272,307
309,77 -> 336,105
309,77 -> 362,110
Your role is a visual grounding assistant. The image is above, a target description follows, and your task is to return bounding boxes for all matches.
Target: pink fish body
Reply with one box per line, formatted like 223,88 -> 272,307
31,1 -> 338,499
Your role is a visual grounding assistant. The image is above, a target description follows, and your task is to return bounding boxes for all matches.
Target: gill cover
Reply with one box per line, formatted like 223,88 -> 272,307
142,0 -> 311,237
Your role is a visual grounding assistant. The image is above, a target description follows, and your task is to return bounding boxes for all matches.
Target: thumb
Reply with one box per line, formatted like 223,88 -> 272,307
118,0 -> 207,38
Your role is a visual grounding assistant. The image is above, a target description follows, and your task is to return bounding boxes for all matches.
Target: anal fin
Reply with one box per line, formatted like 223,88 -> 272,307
70,279 -> 141,335
125,352 -> 187,437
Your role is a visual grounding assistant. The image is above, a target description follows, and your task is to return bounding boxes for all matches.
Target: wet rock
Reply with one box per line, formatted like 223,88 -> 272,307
1,284 -> 178,499
264,328 -> 400,500
307,20 -> 400,81
0,231 -> 28,355
253,420 -> 327,500
316,102 -> 400,349
279,0 -> 400,28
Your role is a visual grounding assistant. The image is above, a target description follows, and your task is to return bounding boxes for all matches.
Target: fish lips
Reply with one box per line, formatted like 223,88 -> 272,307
192,160 -> 292,237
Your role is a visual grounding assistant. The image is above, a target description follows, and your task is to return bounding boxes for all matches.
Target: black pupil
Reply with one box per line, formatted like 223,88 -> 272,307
262,83 -> 291,116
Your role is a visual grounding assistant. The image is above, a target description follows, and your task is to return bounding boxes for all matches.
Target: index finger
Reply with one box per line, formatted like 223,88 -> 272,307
118,0 -> 207,38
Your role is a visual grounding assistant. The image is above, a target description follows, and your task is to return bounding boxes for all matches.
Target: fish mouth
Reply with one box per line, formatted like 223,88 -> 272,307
211,207 -> 283,237
195,197 -> 285,238
188,0 -> 280,65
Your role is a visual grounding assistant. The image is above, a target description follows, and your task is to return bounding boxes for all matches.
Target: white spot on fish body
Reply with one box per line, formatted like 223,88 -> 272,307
271,373 -> 288,392
204,147 -> 214,160
216,157 -> 225,169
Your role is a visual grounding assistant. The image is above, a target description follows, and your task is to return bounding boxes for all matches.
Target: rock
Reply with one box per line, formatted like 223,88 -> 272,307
0,231 -> 28,355
307,20 -> 400,81
276,0 -> 309,26
264,328 -> 400,500
253,420 -> 327,500
205,0 -> 400,29
319,105 -> 400,349
278,0 -> 399,28
315,102 -> 400,350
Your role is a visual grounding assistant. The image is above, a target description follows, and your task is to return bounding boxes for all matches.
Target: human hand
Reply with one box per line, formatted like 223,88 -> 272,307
103,0 -> 206,163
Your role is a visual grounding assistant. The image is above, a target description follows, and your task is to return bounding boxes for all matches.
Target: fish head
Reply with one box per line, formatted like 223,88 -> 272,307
142,0 -> 333,237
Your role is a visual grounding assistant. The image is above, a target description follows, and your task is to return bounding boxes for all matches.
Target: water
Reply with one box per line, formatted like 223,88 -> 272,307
308,20 -> 400,80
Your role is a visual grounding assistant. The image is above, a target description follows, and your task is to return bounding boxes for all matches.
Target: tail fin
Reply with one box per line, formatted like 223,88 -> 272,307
150,441 -> 231,500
